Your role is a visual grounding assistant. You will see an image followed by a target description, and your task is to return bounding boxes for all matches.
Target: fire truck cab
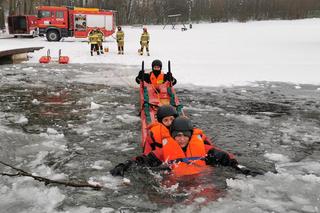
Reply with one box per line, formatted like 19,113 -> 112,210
37,6 -> 115,42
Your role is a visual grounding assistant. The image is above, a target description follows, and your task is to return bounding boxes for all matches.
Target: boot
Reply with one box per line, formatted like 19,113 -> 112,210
97,51 -> 100,55
147,52 -> 150,56
91,51 -> 93,56
100,51 -> 104,54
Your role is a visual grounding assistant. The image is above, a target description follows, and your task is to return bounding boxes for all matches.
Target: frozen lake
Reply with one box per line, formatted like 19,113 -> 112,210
0,63 -> 319,213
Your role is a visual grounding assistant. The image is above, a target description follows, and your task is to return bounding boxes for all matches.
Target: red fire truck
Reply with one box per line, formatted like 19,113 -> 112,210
8,15 -> 38,37
37,6 -> 115,41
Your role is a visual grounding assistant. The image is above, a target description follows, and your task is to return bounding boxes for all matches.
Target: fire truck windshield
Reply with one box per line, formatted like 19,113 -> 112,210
38,10 -> 51,18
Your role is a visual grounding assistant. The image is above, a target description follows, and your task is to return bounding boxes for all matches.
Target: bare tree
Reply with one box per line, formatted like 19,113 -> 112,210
3,0 -> 320,26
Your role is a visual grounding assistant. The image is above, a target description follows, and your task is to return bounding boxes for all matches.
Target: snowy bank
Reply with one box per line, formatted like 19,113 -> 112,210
1,19 -> 320,87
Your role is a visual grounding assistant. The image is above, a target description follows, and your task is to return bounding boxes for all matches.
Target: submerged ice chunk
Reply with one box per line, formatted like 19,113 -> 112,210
91,101 -> 103,109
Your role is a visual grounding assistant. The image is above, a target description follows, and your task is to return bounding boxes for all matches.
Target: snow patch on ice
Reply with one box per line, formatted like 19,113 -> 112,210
91,160 -> 112,170
6,113 -> 28,124
21,67 -> 35,71
264,153 -> 290,163
88,175 -> 124,190
74,126 -> 92,136
90,101 -> 103,109
216,168 -> 320,213
63,205 -> 103,213
46,128 -> 60,135
28,151 -> 67,180
116,114 -> 140,123
0,178 -> 65,213
100,207 -> 115,213
225,113 -> 270,127
16,115 -> 28,124
32,99 -> 40,105
279,122 -> 320,146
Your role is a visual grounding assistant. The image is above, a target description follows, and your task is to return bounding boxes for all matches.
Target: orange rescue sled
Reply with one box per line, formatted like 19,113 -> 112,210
58,49 -> 69,64
39,49 -> 51,63
139,61 -> 183,154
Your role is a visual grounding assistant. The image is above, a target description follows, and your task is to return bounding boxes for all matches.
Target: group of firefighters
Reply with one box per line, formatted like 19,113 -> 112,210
88,26 -> 150,56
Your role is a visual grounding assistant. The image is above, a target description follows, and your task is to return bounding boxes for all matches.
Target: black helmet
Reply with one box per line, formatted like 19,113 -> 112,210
152,59 -> 162,71
156,105 -> 178,123
170,117 -> 193,138
117,26 -> 121,30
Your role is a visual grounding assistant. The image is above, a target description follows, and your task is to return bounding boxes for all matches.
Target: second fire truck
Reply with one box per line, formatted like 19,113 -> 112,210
37,6 -> 115,41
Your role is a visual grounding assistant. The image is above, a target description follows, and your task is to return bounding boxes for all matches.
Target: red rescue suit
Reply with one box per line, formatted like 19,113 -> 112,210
162,129 -> 208,177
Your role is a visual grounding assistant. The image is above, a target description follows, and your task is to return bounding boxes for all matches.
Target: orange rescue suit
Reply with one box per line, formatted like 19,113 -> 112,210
150,72 -> 164,86
144,122 -> 170,155
162,129 -> 208,177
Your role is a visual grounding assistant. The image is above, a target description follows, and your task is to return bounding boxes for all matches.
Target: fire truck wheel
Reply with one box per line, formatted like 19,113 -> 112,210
46,30 -> 61,42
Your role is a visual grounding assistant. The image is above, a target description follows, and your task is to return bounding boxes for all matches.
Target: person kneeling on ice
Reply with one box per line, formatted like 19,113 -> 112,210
110,116 -> 237,177
135,59 -> 177,86
143,105 -> 178,154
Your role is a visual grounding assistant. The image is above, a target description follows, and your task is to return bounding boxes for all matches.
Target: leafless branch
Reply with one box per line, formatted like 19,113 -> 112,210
0,160 -> 102,190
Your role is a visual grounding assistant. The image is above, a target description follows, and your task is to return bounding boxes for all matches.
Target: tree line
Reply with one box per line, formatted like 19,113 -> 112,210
1,0 -> 320,28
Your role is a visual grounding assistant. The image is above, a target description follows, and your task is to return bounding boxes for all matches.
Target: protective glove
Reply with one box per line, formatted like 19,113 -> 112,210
140,41 -> 142,45
205,149 -> 238,167
147,41 -> 149,44
110,160 -> 133,176
135,153 -> 162,167
137,70 -> 144,80
166,72 -> 173,82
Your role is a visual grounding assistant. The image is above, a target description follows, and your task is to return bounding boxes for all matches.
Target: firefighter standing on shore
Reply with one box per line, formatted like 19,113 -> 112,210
89,28 -> 100,56
116,26 -> 125,54
139,27 -> 150,56
97,29 -> 104,54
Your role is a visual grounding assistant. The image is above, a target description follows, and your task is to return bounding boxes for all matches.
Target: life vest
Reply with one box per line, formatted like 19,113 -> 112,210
150,72 -> 164,86
147,122 -> 171,151
162,129 -> 207,177
193,128 -> 212,145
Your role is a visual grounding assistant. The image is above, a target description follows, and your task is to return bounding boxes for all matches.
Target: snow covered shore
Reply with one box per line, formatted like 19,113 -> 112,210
1,18 -> 320,87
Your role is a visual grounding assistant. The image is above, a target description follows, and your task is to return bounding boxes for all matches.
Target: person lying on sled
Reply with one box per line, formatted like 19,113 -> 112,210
110,116 -> 237,176
135,59 -> 177,86
144,105 -> 214,155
